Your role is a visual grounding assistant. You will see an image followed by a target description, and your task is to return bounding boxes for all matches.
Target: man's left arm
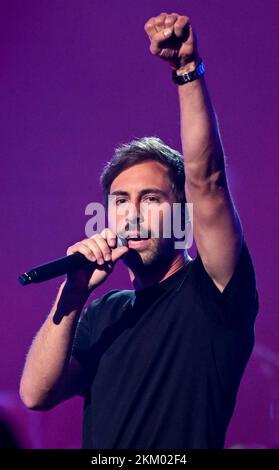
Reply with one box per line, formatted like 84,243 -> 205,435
145,13 -> 243,292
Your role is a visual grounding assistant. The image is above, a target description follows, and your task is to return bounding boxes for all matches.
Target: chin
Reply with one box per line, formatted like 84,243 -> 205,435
123,248 -> 154,268
123,240 -> 175,270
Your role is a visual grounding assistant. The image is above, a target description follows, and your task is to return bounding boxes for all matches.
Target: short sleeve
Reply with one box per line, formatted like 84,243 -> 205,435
193,239 -> 259,327
71,297 -> 101,368
71,290 -> 132,397
71,298 -> 103,397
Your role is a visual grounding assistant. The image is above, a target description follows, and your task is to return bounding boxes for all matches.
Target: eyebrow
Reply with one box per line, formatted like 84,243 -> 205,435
110,188 -> 170,198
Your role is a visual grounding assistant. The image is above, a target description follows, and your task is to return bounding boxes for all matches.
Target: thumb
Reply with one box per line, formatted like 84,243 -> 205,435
111,245 -> 129,263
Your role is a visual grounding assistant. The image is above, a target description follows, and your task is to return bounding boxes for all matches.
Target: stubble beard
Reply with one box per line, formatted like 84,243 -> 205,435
122,237 -> 176,274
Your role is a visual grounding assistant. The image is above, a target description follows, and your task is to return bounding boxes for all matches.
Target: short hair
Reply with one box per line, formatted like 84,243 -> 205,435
100,136 -> 186,208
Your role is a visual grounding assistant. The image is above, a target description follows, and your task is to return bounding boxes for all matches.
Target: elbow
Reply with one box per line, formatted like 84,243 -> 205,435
19,388 -> 43,411
19,381 -> 53,411
185,167 -> 229,203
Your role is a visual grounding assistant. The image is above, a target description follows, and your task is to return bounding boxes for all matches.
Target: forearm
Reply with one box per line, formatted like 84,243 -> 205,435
19,281 -> 89,409
178,63 -> 226,187
145,14 -> 226,187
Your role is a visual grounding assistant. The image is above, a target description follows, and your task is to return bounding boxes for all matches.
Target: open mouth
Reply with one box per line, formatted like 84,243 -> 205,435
126,235 -> 150,248
126,233 -> 149,240
127,237 -> 148,241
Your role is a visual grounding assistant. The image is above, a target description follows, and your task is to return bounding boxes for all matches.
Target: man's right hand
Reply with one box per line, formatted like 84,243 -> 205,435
20,231 -> 127,411
65,229 -> 129,293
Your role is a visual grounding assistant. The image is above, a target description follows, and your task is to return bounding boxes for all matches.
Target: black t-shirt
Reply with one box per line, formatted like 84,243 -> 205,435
72,240 -> 259,449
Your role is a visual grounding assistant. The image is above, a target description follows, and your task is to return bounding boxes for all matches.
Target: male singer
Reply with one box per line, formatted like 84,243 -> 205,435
20,13 -> 258,448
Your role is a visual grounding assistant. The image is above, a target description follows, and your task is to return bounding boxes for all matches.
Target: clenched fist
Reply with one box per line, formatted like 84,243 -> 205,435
144,12 -> 200,73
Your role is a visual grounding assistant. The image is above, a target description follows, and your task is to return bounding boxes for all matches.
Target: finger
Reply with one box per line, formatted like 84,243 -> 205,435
150,28 -> 174,55
174,15 -> 190,39
100,228 -> 117,248
67,242 -> 96,263
164,13 -> 178,29
80,238 -> 104,264
144,17 -> 157,39
111,245 -> 129,263
144,12 -> 168,38
154,13 -> 167,32
92,235 -> 112,262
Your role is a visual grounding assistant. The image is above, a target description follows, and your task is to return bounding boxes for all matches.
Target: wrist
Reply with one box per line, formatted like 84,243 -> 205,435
172,58 -> 205,86
174,55 -> 202,76
51,282 -> 90,325
61,280 -> 92,306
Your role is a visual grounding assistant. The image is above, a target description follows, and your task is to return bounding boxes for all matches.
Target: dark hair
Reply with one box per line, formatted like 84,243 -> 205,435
100,136 -> 186,208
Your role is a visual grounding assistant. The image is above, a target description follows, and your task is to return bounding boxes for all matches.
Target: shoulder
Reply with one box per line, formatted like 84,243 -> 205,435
87,289 -> 134,311
75,288 -> 134,348
84,288 -> 134,325
189,239 -> 259,325
192,239 -> 257,291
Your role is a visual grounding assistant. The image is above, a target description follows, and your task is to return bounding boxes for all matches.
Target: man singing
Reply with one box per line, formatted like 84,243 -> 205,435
20,12 -> 259,448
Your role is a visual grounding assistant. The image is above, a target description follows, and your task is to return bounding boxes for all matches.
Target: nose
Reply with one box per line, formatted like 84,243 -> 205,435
126,200 -> 142,226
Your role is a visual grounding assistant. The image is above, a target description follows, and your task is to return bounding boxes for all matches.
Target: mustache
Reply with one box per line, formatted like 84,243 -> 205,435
118,225 -> 155,239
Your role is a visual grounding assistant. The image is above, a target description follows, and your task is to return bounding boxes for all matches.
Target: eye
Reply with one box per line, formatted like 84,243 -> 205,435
143,196 -> 160,203
116,198 -> 128,206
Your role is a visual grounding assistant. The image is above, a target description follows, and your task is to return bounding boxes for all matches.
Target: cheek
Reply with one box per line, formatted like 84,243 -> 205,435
116,214 -> 128,233
108,208 -> 126,233
143,205 -> 172,232
131,213 -> 164,242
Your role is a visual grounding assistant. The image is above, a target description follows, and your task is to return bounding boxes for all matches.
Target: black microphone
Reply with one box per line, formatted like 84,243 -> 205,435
18,237 -> 127,286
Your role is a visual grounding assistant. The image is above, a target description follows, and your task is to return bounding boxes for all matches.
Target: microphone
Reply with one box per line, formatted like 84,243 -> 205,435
18,237 -> 127,286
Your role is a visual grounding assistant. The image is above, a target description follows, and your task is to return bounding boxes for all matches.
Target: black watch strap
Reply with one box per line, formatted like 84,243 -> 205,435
172,61 -> 205,85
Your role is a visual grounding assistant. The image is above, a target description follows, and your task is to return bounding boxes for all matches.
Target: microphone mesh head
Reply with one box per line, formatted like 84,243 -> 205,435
117,236 -> 128,247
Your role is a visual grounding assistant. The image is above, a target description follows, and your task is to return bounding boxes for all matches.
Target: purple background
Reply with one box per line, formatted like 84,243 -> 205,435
1,0 -> 278,448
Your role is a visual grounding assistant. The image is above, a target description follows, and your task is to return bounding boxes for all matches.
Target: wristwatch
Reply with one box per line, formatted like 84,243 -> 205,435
172,60 -> 205,85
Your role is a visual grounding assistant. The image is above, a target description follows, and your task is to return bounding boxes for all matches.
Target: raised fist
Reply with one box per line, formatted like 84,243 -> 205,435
144,12 -> 199,72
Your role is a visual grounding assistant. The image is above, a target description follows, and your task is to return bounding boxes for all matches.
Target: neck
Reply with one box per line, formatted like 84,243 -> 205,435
128,250 -> 191,291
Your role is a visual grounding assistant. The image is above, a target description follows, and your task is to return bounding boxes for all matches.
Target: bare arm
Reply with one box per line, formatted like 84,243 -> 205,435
178,73 -> 242,292
20,229 -> 128,410
145,13 -> 243,292
19,281 -> 89,410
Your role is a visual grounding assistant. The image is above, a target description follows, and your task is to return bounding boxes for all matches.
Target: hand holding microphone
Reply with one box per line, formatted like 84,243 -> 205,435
65,229 -> 128,293
19,229 -> 129,292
